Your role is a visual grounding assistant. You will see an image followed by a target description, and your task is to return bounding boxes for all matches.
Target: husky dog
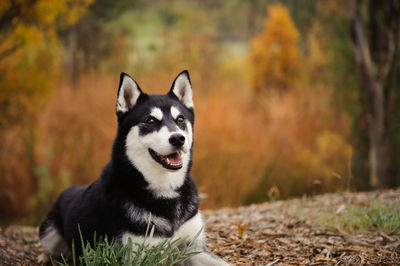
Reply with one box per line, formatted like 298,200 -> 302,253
39,71 -> 229,265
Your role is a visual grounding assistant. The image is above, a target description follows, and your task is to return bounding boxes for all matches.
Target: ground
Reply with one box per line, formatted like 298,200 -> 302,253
1,189 -> 399,265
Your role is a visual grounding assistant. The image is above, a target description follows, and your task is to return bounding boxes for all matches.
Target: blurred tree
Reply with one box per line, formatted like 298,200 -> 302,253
62,0 -> 136,86
0,0 -> 92,219
249,4 -> 299,96
348,0 -> 400,188
0,0 -> 93,129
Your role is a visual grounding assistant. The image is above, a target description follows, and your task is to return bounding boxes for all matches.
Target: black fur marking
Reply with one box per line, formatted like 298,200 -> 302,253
137,96 -> 192,136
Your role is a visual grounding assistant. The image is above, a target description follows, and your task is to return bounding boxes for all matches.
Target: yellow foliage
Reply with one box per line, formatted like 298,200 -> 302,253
0,0 -> 93,127
0,0 -> 11,14
249,4 -> 300,94
306,23 -> 327,70
296,131 -> 352,184
35,1 -> 66,25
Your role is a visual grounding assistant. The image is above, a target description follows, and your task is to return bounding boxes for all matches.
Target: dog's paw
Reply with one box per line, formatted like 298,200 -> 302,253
37,253 -> 50,264
187,251 -> 231,266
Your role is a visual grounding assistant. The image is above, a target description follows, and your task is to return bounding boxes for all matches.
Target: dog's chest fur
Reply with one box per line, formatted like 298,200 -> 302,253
120,211 -> 204,246
115,175 -> 200,237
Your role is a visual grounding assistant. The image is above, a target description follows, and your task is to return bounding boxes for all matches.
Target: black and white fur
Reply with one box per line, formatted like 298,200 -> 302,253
39,71 -> 229,265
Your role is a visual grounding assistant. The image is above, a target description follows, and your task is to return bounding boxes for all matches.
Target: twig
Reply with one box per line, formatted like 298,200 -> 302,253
261,233 -> 290,238
266,259 -> 280,266
378,231 -> 396,243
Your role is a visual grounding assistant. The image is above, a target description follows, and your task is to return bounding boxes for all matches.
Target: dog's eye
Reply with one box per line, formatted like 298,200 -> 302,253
145,117 -> 157,125
176,115 -> 185,123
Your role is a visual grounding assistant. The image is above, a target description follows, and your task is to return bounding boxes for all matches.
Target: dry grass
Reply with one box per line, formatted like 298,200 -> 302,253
0,125 -> 36,219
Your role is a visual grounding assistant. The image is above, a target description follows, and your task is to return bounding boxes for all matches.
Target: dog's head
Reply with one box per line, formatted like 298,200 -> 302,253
114,70 -> 194,198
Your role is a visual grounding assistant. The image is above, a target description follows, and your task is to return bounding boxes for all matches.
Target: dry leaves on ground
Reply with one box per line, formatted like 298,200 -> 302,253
203,189 -> 400,265
1,189 -> 399,265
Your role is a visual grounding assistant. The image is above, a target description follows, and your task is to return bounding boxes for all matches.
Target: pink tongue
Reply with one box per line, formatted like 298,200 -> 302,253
168,155 -> 182,164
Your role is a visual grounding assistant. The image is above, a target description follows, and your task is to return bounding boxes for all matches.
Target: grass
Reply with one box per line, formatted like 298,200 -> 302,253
336,199 -> 400,235
309,198 -> 400,236
52,216 -> 201,266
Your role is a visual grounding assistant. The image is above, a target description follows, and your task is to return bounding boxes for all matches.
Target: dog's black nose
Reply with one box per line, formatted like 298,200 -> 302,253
169,134 -> 185,147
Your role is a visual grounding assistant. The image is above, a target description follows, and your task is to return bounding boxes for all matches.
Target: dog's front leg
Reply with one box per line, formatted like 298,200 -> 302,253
175,212 -> 230,265
182,225 -> 230,266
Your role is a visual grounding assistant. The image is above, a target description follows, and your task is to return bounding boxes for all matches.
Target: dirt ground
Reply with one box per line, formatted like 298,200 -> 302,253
1,189 -> 399,265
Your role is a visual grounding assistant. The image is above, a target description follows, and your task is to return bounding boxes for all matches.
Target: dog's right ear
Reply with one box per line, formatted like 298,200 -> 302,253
116,73 -> 142,116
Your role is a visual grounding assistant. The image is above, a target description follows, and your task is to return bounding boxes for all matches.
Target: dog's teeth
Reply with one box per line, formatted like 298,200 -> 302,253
166,158 -> 170,165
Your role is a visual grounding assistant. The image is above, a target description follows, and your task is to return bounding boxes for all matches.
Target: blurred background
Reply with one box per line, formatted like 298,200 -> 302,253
0,0 -> 399,224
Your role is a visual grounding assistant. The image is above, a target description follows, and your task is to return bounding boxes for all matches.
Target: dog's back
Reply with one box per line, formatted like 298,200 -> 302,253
39,185 -> 85,257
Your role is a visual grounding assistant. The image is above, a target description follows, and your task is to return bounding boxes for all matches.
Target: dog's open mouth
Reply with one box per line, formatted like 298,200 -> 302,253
149,149 -> 183,170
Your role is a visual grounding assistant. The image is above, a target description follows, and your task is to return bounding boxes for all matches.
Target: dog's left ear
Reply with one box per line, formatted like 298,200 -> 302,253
169,70 -> 193,108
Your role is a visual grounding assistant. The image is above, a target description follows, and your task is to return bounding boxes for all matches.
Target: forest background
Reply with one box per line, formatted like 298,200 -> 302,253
0,0 -> 399,224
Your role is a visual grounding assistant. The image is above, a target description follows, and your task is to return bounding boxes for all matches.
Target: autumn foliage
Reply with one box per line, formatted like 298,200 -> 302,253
0,0 -> 93,127
249,5 -> 300,94
246,4 -> 351,203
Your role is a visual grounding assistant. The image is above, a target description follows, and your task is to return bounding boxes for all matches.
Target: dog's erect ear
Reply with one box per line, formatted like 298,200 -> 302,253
116,73 -> 142,115
169,70 -> 193,108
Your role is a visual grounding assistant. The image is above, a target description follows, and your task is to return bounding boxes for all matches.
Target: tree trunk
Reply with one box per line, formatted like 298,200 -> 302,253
348,0 -> 399,188
68,26 -> 78,88
247,0 -> 258,38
